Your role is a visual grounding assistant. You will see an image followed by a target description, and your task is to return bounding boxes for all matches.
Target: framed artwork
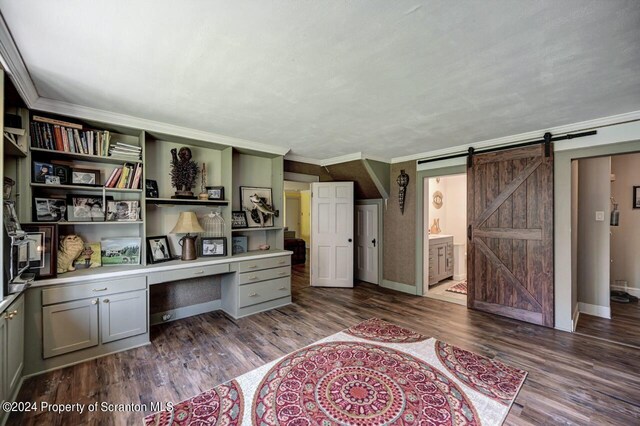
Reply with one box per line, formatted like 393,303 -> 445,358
240,186 -> 275,227
634,186 -> 640,209
231,211 -> 248,229
33,161 -> 54,183
21,223 -> 56,278
45,175 -> 61,185
33,197 -> 66,222
106,200 -> 139,221
101,237 -> 141,266
71,168 -> 100,186
145,179 -> 159,198
73,242 -> 102,269
25,231 -> 45,267
53,164 -> 71,184
147,236 -> 173,264
67,195 -> 112,222
206,186 -> 225,200
201,237 -> 227,257
232,236 -> 248,255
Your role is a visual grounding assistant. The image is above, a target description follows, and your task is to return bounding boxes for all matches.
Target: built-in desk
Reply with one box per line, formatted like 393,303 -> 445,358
22,250 -> 292,377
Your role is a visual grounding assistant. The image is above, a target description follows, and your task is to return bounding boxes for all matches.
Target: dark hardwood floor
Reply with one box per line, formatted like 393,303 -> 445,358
576,299 -> 640,348
9,264 -> 640,425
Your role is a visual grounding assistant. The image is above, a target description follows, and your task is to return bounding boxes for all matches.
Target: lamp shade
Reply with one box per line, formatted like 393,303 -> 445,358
170,211 -> 204,234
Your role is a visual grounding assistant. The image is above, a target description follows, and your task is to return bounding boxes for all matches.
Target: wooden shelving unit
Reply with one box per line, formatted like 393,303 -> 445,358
30,147 -> 142,165
31,183 -> 142,193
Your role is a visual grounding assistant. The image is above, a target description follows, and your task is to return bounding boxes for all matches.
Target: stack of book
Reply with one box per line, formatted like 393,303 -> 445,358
108,142 -> 142,160
104,163 -> 143,190
30,116 -> 112,156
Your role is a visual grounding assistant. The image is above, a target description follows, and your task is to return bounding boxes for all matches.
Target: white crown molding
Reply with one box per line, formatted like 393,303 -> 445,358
283,154 -> 323,165
392,110 -> 640,164
0,12 -> 39,105
321,152 -> 364,166
31,97 -> 289,156
362,153 -> 391,163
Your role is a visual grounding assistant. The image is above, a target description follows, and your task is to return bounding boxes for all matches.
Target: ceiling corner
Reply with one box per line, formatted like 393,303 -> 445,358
0,12 -> 39,107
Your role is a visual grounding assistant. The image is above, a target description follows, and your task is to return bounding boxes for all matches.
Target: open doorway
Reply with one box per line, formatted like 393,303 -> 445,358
574,152 -> 640,347
283,181 -> 311,267
423,173 -> 467,306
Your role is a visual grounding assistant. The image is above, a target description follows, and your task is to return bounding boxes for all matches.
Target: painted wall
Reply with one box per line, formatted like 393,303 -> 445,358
300,190 -> 311,244
610,153 -> 640,295
284,160 -> 333,181
383,161 -> 416,288
427,174 -> 467,245
577,156 -> 611,310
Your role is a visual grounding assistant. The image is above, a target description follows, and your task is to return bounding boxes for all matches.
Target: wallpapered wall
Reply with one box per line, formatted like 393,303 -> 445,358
383,160 -> 417,287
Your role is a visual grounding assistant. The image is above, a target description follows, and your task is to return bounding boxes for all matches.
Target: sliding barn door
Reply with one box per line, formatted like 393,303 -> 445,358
467,144 -> 554,327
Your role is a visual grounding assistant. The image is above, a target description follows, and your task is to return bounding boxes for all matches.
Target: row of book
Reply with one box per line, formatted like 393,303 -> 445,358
104,163 -> 143,189
108,141 -> 142,160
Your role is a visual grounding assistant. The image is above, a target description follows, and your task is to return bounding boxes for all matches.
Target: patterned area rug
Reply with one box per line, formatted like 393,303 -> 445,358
144,318 -> 526,425
446,281 -> 468,295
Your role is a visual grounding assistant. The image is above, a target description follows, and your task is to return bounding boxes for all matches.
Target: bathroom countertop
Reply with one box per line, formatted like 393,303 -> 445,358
428,234 -> 453,240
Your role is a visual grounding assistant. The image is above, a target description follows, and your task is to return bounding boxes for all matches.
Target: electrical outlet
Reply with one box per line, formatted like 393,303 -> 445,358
595,211 -> 605,221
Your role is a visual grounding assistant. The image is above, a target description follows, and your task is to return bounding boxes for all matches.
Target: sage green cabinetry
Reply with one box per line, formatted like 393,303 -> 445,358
1,294 -> 24,404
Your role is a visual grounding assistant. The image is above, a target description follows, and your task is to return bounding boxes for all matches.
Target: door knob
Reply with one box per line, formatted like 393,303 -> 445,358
348,238 -> 352,242
372,238 -> 376,247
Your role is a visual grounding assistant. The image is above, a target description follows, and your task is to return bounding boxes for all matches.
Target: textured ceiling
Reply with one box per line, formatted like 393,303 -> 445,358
1,1 -> 639,161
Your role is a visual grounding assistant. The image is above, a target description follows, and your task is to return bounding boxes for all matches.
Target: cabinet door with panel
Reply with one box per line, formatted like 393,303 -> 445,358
42,298 -> 99,358
0,316 -> 6,401
5,295 -> 24,395
100,290 -> 148,344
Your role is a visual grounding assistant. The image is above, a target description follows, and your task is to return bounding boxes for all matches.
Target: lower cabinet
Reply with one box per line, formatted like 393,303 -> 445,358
1,294 -> 24,402
42,277 -> 148,359
428,237 -> 454,286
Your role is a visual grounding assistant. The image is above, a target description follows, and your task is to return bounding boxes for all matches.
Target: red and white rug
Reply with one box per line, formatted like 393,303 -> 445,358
446,281 -> 468,295
144,317 -> 526,425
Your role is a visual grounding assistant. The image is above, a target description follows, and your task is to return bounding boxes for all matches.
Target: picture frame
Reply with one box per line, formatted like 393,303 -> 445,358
71,168 -> 101,186
201,237 -> 227,257
146,236 -> 173,264
45,175 -> 61,185
53,164 -> 71,184
33,161 -> 54,183
3,201 -> 21,233
232,235 -> 248,255
101,237 -> 141,266
21,224 -> 56,279
145,179 -> 159,198
73,242 -> 102,269
634,186 -> 640,209
25,231 -> 45,267
206,186 -> 225,200
66,194 -> 112,222
106,200 -> 140,221
33,197 -> 67,222
231,211 -> 248,229
240,186 -> 276,228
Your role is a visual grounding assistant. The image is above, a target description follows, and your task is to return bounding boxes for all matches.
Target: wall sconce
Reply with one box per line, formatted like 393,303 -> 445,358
396,169 -> 409,214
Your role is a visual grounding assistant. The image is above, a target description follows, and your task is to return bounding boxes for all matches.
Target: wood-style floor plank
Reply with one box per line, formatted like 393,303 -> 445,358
8,263 -> 640,425
576,300 -> 640,348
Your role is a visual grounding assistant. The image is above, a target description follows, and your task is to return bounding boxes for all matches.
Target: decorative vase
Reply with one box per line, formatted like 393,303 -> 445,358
429,218 -> 441,235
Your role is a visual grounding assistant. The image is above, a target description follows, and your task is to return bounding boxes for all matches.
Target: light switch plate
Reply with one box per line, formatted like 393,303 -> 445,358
595,211 -> 605,221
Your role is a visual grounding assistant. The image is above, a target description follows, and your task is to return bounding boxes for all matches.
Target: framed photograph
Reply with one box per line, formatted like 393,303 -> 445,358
45,175 -> 61,185
201,237 -> 227,257
240,186 -> 275,227
53,165 -> 71,184
147,236 -> 173,264
66,195 -> 112,222
106,200 -> 140,221
231,211 -> 248,229
145,179 -> 159,198
73,242 -> 102,269
33,197 -> 66,222
3,201 -> 21,233
21,224 -> 56,278
232,236 -> 248,255
634,186 -> 640,209
206,186 -> 225,200
101,237 -> 141,266
71,168 -> 100,186
33,161 -> 54,183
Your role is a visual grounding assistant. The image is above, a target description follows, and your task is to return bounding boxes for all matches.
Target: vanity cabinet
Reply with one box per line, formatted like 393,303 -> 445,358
428,236 -> 454,286
1,294 -> 24,403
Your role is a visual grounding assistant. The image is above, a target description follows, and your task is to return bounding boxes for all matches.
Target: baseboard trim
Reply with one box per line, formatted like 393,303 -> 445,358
572,304 -> 580,332
381,280 -> 418,295
453,274 -> 467,281
611,284 -> 640,298
578,302 -> 611,319
150,300 -> 221,326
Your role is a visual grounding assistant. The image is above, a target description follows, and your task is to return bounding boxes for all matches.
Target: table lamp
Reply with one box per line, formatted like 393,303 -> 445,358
170,211 -> 204,260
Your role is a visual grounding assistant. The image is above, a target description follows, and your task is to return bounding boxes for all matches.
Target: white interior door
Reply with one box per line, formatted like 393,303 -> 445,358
355,204 -> 379,284
311,182 -> 354,287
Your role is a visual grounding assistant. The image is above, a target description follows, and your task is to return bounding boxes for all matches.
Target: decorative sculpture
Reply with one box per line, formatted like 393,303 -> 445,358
198,162 -> 209,200
57,235 -> 85,273
170,147 -> 199,199
249,193 -> 279,227
396,169 -> 410,214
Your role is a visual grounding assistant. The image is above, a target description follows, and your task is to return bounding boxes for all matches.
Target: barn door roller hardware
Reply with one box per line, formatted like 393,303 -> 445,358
418,130 -> 597,165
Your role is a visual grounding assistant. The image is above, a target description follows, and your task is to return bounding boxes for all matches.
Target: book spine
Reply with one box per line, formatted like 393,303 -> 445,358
131,164 -> 143,189
33,115 -> 83,130
30,122 -> 40,148
109,168 -> 122,187
104,168 -> 119,187
53,125 -> 64,151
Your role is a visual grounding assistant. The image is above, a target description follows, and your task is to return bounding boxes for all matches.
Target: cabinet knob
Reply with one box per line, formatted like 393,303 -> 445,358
247,265 -> 258,269
248,276 -> 258,280
91,299 -> 98,305
93,287 -> 108,292
278,286 -> 286,291
249,292 -> 258,297
194,270 -> 204,275
278,260 -> 286,265
104,299 -> 110,303
278,272 -> 287,276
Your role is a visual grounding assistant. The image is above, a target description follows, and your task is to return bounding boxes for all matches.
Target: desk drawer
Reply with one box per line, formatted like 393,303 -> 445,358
238,266 -> 290,285
147,263 -> 230,285
238,256 -> 290,273
238,277 -> 291,308
42,276 -> 147,306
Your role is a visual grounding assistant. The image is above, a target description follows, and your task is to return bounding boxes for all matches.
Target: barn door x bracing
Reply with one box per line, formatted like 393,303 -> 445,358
467,144 -> 554,327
